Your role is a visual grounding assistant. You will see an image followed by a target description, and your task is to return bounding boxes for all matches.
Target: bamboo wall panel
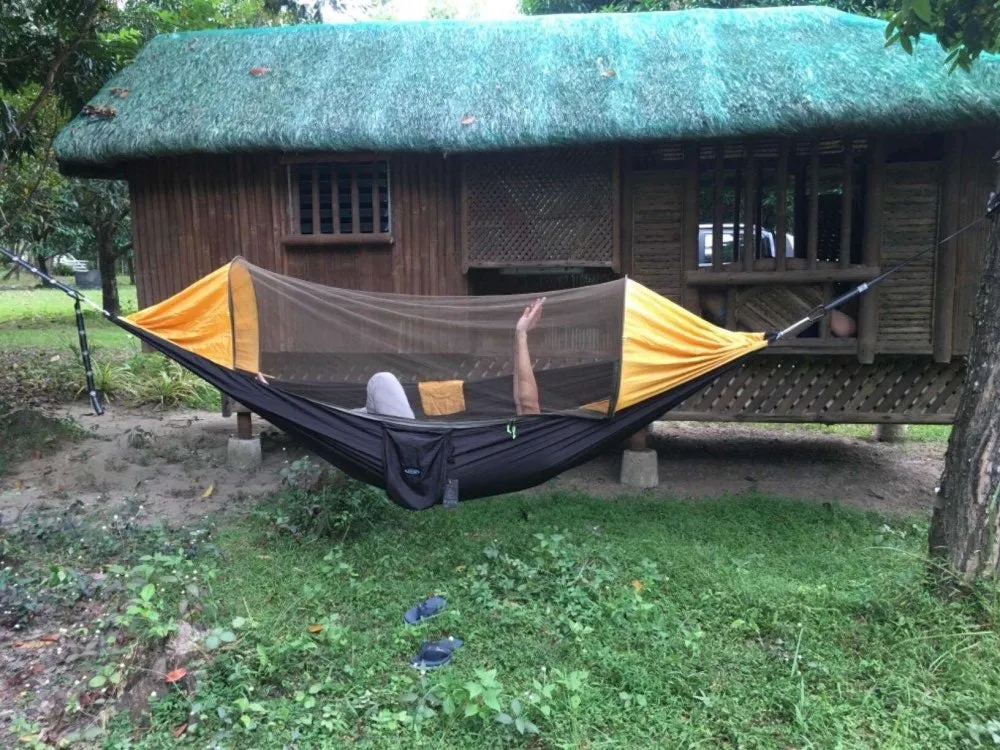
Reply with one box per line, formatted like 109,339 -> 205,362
129,155 -> 280,304
669,355 -> 964,423
953,128 -> 999,354
628,168 -> 685,301
390,154 -> 465,296
876,161 -> 941,353
130,153 -> 465,306
462,147 -> 617,267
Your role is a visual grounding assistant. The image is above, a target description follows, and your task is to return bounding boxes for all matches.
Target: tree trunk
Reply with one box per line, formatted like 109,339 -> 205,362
126,252 -> 135,285
97,237 -> 120,317
928,165 -> 1000,581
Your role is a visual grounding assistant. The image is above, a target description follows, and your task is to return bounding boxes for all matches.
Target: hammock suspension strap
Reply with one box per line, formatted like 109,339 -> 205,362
0,247 -> 107,415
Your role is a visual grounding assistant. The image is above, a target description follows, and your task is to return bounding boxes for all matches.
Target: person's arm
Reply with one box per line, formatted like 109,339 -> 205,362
514,298 -> 545,415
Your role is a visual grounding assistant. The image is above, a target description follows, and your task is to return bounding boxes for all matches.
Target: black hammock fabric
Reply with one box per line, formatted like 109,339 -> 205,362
115,318 -> 746,510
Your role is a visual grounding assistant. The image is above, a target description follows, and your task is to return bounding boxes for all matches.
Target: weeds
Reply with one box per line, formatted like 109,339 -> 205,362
0,407 -> 83,475
254,457 -> 392,541
7,488 -> 1000,748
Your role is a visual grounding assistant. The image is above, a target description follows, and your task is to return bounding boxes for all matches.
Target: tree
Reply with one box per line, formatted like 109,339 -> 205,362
2,0 -> 318,310
48,180 -> 131,315
890,0 -> 1000,582
520,0 -> 895,18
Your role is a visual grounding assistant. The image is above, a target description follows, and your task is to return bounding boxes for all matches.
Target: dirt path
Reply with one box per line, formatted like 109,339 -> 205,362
0,405 -> 945,526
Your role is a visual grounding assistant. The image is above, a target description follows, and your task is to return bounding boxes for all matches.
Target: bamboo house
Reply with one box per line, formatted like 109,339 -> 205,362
54,6 -> 1000,425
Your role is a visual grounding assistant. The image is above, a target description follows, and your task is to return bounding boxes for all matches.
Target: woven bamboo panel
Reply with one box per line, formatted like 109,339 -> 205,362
464,148 -> 615,266
669,356 -> 965,423
630,169 -> 684,300
877,162 -> 941,352
735,285 -> 824,331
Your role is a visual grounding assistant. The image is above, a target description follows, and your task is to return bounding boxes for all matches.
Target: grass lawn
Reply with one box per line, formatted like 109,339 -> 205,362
775,423 -> 951,443
0,280 -> 138,351
5,481 -> 999,748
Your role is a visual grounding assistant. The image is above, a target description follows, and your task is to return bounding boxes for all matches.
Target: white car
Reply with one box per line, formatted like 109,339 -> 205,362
698,223 -> 795,266
51,254 -> 90,273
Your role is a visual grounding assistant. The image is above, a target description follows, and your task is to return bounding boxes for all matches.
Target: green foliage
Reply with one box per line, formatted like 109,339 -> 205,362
65,491 -> 996,747
521,0 -> 895,17
0,407 -> 82,475
887,0 -> 1000,70
255,458 -> 392,540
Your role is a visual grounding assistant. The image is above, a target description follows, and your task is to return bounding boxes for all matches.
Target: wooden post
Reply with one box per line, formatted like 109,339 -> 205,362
725,288 -> 737,329
775,141 -> 789,272
311,164 -> 320,235
629,428 -> 649,451
372,173 -> 380,236
840,141 -> 854,268
820,282 -> 833,338
808,142 -> 819,269
743,146 -> 756,272
794,155 -> 808,257
350,164 -> 361,235
681,144 -> 701,312
620,146 -> 634,277
237,411 -> 253,440
712,146 -> 725,272
612,146 -> 623,274
933,133 -> 962,363
858,137 -> 885,364
732,152 -> 742,267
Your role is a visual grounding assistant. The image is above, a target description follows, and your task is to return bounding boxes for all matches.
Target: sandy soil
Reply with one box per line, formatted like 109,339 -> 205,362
0,404 -> 946,526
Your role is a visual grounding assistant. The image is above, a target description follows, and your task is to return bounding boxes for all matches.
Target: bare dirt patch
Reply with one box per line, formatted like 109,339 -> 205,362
0,403 -> 308,528
1,405 -> 945,526
547,422 -> 944,517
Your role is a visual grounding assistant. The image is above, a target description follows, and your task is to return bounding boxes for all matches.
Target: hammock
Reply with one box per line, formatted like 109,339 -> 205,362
5,201 -> 990,510
112,258 -> 767,509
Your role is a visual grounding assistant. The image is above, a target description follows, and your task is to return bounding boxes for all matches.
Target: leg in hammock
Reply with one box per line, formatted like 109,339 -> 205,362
366,371 -> 415,419
514,298 -> 545,416
257,370 -> 414,419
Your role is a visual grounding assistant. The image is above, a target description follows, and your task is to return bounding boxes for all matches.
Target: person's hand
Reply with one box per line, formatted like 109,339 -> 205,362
256,371 -> 269,385
516,297 -> 545,334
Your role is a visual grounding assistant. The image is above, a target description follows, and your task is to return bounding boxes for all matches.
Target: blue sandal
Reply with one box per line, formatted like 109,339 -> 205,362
410,637 -> 463,670
404,595 -> 446,625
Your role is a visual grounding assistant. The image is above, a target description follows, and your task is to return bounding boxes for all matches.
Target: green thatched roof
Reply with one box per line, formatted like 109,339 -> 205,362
54,6 -> 1000,176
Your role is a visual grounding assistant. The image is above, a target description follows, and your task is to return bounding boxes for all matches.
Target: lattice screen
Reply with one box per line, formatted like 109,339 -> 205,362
670,355 -> 964,423
463,148 -> 616,266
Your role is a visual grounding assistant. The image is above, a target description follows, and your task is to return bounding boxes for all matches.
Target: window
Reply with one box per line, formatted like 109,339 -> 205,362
285,160 -> 391,243
693,139 -> 867,273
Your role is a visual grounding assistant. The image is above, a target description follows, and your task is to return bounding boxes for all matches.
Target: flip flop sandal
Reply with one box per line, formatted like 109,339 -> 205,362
404,595 -> 446,625
410,636 -> 464,670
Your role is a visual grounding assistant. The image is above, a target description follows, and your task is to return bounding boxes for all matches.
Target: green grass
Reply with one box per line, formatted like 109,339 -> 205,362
83,479 -> 1000,749
0,282 -> 221,410
0,282 -> 138,350
769,423 -> 952,444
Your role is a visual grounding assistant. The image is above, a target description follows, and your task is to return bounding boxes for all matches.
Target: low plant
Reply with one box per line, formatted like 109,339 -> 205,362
256,458 -> 391,541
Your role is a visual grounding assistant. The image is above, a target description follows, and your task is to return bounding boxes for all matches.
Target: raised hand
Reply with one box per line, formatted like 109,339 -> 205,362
516,297 -> 546,335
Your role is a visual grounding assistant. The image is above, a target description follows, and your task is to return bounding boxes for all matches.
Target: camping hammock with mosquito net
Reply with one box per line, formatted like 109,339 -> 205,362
4,203 -> 986,512
108,258 -> 766,509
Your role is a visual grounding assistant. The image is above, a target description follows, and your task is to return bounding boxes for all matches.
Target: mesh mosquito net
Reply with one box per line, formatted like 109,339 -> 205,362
125,258 -> 769,423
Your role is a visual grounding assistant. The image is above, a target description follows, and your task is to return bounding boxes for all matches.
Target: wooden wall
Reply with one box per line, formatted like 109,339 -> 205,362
876,161 -> 941,353
128,153 -> 465,306
627,168 -> 685,301
951,128 -> 998,355
127,130 -> 996,366
129,154 -> 280,308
